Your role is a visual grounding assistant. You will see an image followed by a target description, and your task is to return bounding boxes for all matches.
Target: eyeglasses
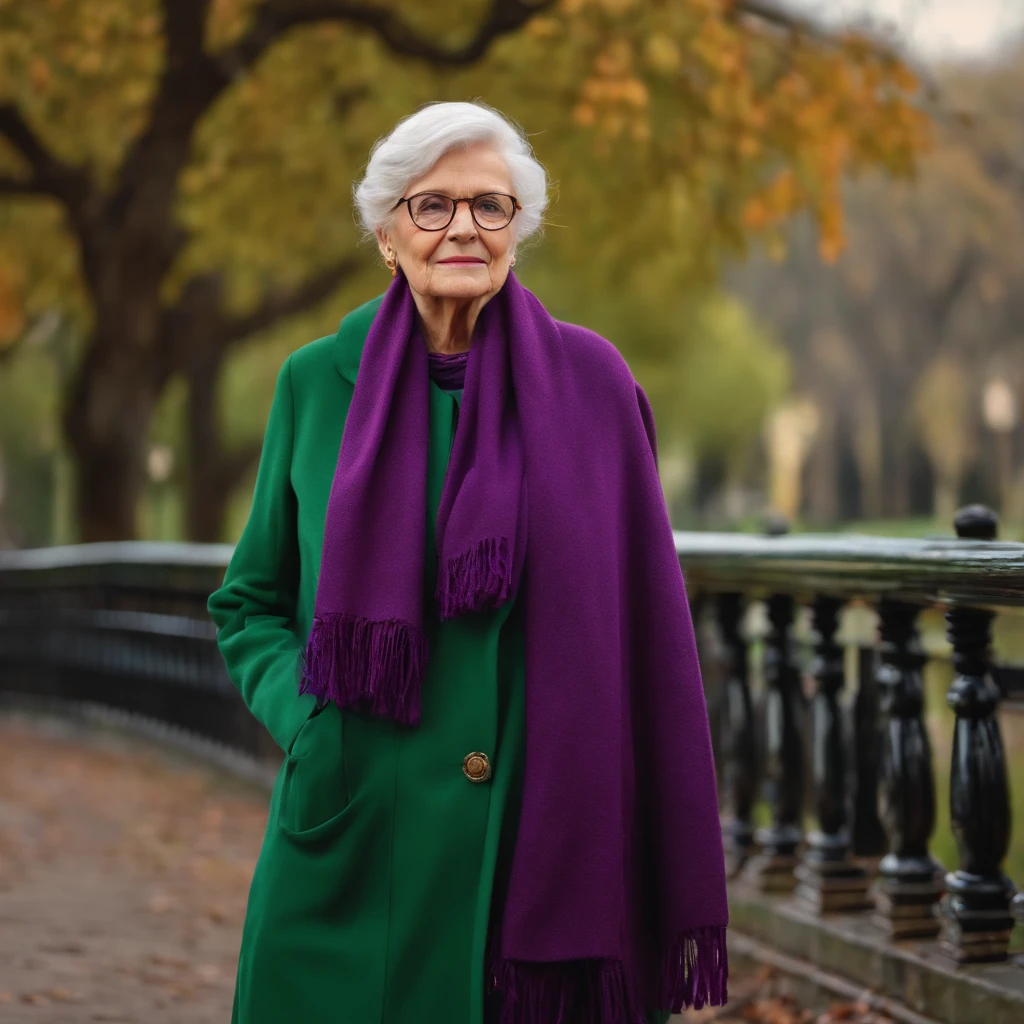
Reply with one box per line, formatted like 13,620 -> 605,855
394,192 -> 521,231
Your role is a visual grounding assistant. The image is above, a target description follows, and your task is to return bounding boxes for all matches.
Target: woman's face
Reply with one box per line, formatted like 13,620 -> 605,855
377,142 -> 517,303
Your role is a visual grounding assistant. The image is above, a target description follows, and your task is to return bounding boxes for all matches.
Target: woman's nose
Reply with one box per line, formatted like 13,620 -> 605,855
447,201 -> 478,238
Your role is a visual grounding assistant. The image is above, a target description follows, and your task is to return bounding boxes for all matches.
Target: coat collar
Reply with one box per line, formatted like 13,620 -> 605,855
333,293 -> 386,385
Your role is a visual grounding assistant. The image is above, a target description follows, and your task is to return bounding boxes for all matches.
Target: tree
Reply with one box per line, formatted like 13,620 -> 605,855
0,0 -> 928,540
727,43 -> 1024,524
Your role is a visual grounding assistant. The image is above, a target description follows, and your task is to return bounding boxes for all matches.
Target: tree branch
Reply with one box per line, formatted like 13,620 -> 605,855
0,104 -> 93,213
927,247 -> 980,336
218,0 -> 556,80
162,0 -> 213,64
101,1 -> 220,240
220,254 -> 363,345
732,0 -> 948,116
0,176 -> 43,196
733,0 -> 815,33
162,254 -> 363,373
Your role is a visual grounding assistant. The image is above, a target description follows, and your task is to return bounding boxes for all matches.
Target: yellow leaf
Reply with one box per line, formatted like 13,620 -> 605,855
645,33 -> 681,75
573,102 -> 597,127
526,17 -> 561,39
29,57 -> 51,94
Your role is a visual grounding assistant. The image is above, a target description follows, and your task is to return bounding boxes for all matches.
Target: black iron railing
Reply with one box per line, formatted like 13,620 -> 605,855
0,541 -> 276,758
679,505 -> 1023,965
0,506 -> 1021,964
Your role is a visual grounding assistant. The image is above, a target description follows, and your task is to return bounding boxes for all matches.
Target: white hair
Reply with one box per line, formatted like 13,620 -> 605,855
353,101 -> 548,244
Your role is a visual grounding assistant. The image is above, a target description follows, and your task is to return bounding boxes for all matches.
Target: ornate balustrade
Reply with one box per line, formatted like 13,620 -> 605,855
0,541 -> 277,757
1,507 -> 1022,972
678,505 -> 1023,966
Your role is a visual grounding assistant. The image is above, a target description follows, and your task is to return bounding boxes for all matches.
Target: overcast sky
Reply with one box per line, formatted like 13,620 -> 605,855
784,0 -> 1024,62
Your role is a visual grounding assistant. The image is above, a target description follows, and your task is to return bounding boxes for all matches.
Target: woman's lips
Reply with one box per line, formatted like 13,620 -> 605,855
437,258 -> 485,265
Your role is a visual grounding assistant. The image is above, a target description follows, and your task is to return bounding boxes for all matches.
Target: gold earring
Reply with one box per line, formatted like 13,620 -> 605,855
384,248 -> 398,276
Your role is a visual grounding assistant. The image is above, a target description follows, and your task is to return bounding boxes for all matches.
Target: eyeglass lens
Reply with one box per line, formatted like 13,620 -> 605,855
408,193 -> 515,230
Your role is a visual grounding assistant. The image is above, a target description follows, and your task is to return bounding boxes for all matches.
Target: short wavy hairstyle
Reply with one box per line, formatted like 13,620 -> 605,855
353,101 -> 548,244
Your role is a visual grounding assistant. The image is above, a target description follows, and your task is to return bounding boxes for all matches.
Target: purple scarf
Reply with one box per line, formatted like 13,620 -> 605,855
301,269 -> 728,1021
426,346 -> 469,389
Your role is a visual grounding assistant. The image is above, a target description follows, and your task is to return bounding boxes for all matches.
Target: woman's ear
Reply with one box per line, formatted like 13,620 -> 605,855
375,227 -> 391,260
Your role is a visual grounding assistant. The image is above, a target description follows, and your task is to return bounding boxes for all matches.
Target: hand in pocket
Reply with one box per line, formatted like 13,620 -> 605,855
278,701 -> 350,837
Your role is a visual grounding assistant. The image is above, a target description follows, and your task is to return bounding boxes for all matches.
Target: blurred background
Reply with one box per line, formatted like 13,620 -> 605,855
1,0 -> 1022,549
1,3 -> 1024,1021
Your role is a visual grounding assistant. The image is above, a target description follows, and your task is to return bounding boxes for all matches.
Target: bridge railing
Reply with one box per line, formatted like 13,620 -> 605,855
679,504 -> 1023,966
0,540 -> 276,758
0,505 -> 1021,967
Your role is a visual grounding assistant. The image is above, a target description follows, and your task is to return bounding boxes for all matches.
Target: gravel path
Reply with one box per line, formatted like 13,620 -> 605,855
0,714 -> 268,1023
0,712 -> 744,1024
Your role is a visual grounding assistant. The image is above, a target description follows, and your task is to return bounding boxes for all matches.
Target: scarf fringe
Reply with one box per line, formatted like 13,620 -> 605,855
656,925 -> 729,1011
488,958 -> 648,1024
487,928 -> 728,1023
436,535 -> 513,619
299,613 -> 428,727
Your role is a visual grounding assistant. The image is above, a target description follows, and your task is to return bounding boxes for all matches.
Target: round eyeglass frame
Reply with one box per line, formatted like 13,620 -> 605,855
394,191 -> 522,232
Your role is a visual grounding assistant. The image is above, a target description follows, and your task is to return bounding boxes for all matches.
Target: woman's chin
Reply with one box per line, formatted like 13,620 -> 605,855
424,278 -> 495,300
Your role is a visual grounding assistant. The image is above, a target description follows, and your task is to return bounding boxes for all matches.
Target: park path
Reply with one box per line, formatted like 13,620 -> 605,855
0,712 -> 882,1024
0,715 -> 265,1023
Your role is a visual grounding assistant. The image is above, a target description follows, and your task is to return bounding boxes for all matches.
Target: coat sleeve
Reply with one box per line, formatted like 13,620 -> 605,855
207,354 -> 317,754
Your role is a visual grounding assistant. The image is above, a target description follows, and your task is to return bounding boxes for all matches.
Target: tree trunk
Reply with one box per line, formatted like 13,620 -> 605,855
806,403 -> 838,525
183,346 -> 260,543
68,434 -> 145,541
888,428 -> 911,519
933,474 -> 960,525
185,349 -> 229,543
62,330 -> 164,542
852,391 -> 884,520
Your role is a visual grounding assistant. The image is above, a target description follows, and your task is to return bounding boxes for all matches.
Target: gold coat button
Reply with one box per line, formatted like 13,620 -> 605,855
463,751 -> 492,783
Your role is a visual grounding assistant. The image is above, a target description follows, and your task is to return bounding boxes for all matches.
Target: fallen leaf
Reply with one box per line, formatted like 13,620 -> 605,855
194,963 -> 221,984
47,987 -> 82,1002
147,890 -> 175,913
204,902 -> 227,923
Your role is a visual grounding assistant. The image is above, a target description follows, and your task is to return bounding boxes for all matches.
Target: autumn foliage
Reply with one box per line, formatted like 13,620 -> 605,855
0,0 -> 930,540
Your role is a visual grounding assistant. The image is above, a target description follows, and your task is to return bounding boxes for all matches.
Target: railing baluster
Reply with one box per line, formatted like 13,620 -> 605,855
940,505 -> 1016,964
746,590 -> 804,893
850,644 -> 887,866
796,596 -> 870,912
717,592 -> 757,874
874,599 -> 943,938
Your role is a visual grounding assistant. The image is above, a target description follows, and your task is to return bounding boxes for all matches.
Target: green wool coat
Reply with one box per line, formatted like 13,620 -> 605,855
208,295 -> 526,1024
209,295 -> 673,1024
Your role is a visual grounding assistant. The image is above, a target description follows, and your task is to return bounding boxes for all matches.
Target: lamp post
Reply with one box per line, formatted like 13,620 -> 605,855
146,444 -> 175,540
981,377 -> 1017,520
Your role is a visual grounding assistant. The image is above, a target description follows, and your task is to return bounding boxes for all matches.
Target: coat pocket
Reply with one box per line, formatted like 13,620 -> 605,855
276,702 -> 352,840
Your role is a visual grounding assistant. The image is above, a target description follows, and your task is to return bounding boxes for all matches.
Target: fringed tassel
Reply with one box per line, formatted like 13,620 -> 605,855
656,925 -> 728,1011
489,958 -> 648,1024
300,613 -> 428,727
435,535 -> 513,619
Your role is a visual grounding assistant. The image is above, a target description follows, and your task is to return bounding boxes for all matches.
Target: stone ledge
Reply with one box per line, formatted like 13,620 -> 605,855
729,883 -> 1024,1024
728,930 -> 942,1024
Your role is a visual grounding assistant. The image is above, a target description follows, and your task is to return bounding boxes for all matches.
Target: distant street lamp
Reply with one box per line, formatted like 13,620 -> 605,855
982,377 -> 1018,519
147,445 -> 175,539
147,445 -> 174,484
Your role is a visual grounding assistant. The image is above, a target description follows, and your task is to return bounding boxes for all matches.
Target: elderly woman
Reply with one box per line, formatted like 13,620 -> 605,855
208,101 -> 727,1024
